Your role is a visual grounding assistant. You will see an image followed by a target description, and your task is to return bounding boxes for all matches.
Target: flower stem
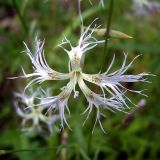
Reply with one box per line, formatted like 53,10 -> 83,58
101,0 -> 114,72
0,144 -> 75,155
12,0 -> 28,34
87,107 -> 97,154
87,0 -> 114,155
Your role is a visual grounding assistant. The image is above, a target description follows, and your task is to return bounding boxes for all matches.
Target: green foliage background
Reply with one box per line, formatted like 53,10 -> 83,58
0,0 -> 160,160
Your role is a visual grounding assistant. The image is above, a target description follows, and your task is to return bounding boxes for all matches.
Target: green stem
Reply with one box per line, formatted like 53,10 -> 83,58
12,0 -> 28,34
87,108 -> 96,154
87,0 -> 114,155
0,144 -> 75,155
0,148 -> 56,155
101,0 -> 114,72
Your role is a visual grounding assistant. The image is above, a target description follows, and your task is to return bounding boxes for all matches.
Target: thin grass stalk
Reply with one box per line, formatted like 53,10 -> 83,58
12,0 -> 28,34
101,0 -> 114,72
0,144 -> 75,155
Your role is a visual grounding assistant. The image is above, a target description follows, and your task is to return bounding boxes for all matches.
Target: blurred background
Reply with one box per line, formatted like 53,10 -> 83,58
0,0 -> 160,159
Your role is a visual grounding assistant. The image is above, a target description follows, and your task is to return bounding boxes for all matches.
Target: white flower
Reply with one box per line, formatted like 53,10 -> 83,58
14,88 -> 60,135
99,0 -> 104,7
132,0 -> 160,16
19,21 -> 149,132
87,0 -> 105,7
133,0 -> 149,7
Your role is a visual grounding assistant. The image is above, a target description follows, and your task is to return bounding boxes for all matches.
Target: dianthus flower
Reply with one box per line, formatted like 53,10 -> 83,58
133,0 -> 160,16
14,88 -> 60,134
18,22 -> 149,131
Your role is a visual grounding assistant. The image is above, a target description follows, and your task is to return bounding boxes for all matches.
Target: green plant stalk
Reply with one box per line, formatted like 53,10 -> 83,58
0,144 -> 76,155
101,0 -> 114,72
87,0 -> 114,155
87,107 -> 97,154
0,148 -> 56,155
12,0 -> 28,34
